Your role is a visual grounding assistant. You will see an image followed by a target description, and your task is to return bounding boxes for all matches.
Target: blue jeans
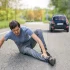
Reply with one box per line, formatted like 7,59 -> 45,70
19,29 -> 48,62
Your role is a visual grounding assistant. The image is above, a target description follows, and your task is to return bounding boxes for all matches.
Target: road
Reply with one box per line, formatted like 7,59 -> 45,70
0,22 -> 70,70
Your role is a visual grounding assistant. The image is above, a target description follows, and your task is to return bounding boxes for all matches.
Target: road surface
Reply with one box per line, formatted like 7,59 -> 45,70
0,22 -> 70,70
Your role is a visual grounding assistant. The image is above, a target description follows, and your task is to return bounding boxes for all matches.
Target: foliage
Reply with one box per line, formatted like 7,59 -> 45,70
22,9 -> 45,22
0,0 -> 49,29
50,0 -> 70,22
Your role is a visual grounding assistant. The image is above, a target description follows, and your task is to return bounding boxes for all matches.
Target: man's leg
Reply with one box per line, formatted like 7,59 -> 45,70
19,46 -> 55,66
30,29 -> 47,49
20,46 -> 48,62
34,29 -> 47,50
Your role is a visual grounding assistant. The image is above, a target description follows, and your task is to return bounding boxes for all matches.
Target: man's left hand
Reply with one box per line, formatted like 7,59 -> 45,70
41,53 -> 49,59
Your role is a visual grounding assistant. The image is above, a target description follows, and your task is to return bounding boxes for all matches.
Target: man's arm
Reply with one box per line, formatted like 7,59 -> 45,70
0,37 -> 5,48
31,33 -> 48,58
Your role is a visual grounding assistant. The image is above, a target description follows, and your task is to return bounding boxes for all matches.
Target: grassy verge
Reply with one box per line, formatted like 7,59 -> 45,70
0,19 -> 25,29
0,21 -> 9,29
43,20 -> 50,23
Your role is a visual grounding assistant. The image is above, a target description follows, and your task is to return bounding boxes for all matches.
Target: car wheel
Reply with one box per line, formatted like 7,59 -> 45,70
66,28 -> 69,32
50,28 -> 53,32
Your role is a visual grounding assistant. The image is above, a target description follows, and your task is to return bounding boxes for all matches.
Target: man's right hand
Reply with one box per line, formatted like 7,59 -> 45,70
41,53 -> 49,59
0,37 -> 5,48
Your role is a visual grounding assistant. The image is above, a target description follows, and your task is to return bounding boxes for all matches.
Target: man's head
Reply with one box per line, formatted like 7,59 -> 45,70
9,20 -> 20,36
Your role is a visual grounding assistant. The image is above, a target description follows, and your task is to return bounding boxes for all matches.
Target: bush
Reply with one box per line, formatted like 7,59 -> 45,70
0,10 -> 7,20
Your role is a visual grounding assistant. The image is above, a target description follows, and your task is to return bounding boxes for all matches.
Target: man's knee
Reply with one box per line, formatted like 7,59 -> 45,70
34,29 -> 42,35
21,47 -> 31,54
19,47 -> 27,54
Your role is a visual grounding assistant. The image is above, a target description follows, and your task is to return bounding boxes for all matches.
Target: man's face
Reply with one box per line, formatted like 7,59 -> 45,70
12,26 -> 20,36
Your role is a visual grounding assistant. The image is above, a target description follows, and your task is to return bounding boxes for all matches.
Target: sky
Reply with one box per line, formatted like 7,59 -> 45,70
19,0 -> 50,9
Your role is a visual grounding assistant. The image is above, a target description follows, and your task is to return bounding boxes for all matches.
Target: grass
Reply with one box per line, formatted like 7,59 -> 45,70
0,21 -> 9,29
0,19 -> 50,29
43,20 -> 50,23
0,19 -> 25,29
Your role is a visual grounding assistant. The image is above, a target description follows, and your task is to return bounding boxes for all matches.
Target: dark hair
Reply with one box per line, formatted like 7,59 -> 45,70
9,20 -> 20,30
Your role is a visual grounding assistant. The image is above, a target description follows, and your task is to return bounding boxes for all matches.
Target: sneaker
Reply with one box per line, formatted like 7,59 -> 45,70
48,57 -> 56,66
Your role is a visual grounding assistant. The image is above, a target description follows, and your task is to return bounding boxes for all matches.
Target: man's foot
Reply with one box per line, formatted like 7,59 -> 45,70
48,57 -> 56,66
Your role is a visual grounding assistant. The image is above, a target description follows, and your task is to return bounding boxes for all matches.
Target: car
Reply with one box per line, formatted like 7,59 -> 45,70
49,15 -> 69,32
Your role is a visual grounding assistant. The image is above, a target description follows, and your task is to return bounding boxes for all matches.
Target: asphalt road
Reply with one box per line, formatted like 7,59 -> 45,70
0,22 -> 70,70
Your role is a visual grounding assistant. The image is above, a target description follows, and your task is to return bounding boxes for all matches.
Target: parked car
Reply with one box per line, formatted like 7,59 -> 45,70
49,15 -> 69,32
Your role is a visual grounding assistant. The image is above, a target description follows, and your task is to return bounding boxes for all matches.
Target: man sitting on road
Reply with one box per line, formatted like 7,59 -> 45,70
0,20 -> 56,66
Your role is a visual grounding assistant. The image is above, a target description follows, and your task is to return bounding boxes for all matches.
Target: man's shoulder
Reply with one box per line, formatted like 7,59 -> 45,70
4,30 -> 13,41
21,26 -> 27,29
5,30 -> 13,36
21,26 -> 28,31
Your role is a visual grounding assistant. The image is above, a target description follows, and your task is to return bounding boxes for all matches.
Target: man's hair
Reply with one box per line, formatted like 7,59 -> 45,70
9,20 -> 20,30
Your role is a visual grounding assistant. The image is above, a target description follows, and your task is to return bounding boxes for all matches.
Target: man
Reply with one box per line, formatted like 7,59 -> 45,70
0,20 -> 56,66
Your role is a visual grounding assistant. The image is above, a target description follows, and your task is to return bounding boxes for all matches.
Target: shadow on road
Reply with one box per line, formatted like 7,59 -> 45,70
6,52 -> 53,70
42,30 -> 67,33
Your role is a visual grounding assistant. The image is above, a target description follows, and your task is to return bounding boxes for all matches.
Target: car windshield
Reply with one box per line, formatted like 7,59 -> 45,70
53,16 -> 66,21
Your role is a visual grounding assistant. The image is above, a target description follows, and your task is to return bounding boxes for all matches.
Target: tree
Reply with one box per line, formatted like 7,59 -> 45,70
27,10 -> 34,21
50,0 -> 70,21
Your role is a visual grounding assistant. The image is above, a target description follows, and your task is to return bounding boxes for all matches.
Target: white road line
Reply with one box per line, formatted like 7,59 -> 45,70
0,31 -> 9,35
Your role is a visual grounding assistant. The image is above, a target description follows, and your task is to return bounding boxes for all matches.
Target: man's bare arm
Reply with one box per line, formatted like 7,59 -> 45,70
31,33 -> 48,58
0,37 -> 5,48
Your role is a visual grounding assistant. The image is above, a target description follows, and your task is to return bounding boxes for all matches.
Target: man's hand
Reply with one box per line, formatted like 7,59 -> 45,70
41,53 -> 49,59
0,37 -> 5,48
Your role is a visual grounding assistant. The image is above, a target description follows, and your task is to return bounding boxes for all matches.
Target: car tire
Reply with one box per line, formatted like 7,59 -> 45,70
50,28 -> 53,32
66,28 -> 69,32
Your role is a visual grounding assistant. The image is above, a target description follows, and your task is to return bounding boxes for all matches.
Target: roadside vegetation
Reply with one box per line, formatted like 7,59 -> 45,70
0,0 -> 70,29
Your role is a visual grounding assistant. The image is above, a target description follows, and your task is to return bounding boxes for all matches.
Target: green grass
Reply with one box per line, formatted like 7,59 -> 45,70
0,21 -> 9,29
0,19 -> 25,29
16,18 -> 26,24
43,20 -> 50,23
